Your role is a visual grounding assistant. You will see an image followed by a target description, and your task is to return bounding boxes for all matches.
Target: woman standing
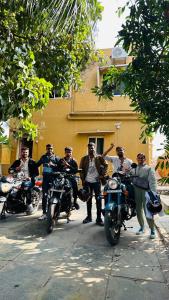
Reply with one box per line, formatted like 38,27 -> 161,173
133,153 -> 157,239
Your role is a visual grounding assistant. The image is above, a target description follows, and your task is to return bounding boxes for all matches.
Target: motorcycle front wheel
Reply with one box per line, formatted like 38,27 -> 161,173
104,210 -> 121,246
31,188 -> 42,213
47,203 -> 56,234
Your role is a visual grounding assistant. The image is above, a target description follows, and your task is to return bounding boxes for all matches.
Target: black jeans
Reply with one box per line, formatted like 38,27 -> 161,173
84,181 -> 102,220
69,177 -> 78,201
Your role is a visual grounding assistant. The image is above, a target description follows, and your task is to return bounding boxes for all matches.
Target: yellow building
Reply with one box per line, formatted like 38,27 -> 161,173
1,48 -> 152,174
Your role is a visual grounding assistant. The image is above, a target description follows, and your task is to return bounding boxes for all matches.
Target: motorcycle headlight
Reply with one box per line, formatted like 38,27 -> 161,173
1,183 -> 12,193
108,178 -> 118,190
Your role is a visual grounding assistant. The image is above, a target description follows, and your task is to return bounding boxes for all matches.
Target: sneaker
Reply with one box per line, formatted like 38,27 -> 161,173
83,216 -> 92,224
38,214 -> 47,221
136,227 -> 145,235
96,218 -> 104,226
150,229 -> 156,239
26,204 -> 34,215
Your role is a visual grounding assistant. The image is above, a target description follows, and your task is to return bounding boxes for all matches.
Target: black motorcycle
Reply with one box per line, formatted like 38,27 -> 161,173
46,171 -> 78,234
0,172 -> 42,219
103,170 -> 136,246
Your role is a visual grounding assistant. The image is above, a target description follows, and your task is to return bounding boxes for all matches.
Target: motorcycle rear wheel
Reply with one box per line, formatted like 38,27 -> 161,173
47,203 -> 56,234
104,210 -> 121,246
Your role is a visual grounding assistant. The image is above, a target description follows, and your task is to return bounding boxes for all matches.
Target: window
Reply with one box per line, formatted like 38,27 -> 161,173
50,89 -> 72,99
114,81 -> 125,96
98,64 -> 127,96
88,137 -> 104,155
102,73 -> 125,96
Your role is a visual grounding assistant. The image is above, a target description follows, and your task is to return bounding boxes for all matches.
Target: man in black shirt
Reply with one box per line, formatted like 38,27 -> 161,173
36,144 -> 60,220
58,147 -> 80,210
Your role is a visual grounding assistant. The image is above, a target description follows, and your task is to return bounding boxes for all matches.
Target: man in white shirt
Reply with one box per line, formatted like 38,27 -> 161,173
102,144 -> 132,174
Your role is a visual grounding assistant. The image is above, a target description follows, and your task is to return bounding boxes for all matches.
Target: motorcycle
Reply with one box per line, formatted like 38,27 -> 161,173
0,172 -> 42,219
46,171 -> 79,234
102,170 -> 136,246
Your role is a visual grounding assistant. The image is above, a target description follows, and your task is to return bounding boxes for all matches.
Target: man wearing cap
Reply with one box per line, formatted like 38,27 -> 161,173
58,147 -> 80,210
102,144 -> 133,174
80,142 -> 108,225
36,144 -> 60,220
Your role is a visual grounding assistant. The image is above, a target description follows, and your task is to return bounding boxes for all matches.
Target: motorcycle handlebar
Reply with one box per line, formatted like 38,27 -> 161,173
51,170 -> 81,176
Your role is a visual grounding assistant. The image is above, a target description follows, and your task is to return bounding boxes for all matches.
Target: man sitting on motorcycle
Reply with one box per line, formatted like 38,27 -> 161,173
8,147 -> 39,213
36,144 -> 60,220
102,144 -> 135,210
58,146 -> 80,210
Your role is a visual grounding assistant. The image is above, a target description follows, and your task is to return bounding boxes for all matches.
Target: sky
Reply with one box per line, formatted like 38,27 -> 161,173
95,0 -> 165,158
95,0 -> 128,49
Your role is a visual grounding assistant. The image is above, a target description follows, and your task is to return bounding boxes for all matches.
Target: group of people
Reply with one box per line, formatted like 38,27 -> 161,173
9,142 -> 157,239
101,143 -> 157,239
9,144 -> 80,219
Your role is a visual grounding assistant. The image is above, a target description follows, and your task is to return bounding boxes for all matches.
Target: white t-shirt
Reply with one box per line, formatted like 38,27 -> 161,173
85,158 -> 99,183
105,156 -> 132,174
20,159 -> 29,178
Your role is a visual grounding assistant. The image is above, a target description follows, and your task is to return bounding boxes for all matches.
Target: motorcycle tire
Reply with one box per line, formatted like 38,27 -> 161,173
47,203 -> 56,234
104,210 -> 121,246
31,189 -> 42,212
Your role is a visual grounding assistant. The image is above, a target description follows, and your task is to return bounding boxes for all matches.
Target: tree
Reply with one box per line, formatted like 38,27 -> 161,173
0,0 -> 103,140
93,0 -> 169,140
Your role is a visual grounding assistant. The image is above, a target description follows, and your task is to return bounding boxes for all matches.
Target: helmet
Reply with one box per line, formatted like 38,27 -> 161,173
146,191 -> 162,214
78,188 -> 91,202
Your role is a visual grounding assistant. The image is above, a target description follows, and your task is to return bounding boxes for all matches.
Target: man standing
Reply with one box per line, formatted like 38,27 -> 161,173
36,144 -> 60,220
80,142 -> 108,225
58,146 -> 80,210
9,147 -> 39,213
102,144 -> 133,174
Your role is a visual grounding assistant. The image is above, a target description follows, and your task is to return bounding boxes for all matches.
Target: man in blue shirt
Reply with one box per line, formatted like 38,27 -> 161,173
36,144 -> 60,220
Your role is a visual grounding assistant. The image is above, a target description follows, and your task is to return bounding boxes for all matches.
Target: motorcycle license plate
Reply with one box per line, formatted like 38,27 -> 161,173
106,190 -> 122,193
50,188 -> 65,192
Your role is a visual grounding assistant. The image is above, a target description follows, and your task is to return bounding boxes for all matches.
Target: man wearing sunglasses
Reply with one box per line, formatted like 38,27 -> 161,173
36,144 -> 60,220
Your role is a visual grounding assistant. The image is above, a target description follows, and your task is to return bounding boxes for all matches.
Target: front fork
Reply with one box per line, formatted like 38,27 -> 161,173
106,192 -> 122,225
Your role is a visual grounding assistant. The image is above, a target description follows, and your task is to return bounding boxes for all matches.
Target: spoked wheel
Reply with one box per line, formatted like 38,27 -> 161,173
31,189 -> 42,213
104,210 -> 121,246
47,204 -> 56,234
0,202 -> 6,219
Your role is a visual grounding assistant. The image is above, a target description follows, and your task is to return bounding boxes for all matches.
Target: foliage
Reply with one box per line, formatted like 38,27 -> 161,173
93,0 -> 169,141
0,0 -> 103,139
155,139 -> 169,184
0,124 -> 9,144
92,66 -> 124,100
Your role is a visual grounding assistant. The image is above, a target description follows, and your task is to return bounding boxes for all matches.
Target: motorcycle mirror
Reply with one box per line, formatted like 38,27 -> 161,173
131,163 -> 137,169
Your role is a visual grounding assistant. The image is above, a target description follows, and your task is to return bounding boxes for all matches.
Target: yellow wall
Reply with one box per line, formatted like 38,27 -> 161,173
4,48 -> 152,174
